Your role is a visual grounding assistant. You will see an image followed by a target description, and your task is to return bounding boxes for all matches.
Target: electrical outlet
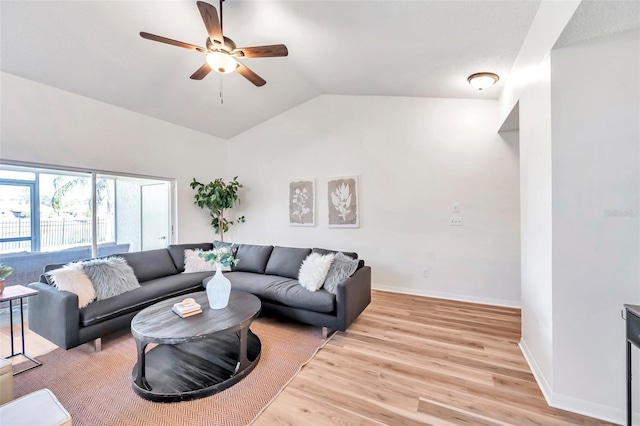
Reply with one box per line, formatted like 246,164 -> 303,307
422,268 -> 429,278
449,217 -> 463,226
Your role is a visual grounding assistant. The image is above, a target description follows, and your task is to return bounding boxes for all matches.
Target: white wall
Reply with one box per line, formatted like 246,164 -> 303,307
550,29 -> 640,421
0,72 -> 226,244
226,95 -> 521,306
518,54 -> 554,397
517,29 -> 640,424
497,0 -> 581,129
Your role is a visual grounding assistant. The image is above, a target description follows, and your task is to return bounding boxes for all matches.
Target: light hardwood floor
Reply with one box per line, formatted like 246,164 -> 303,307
255,290 -> 614,425
1,291 -> 614,425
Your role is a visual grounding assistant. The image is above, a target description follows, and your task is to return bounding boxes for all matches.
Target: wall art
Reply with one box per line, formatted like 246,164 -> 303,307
327,176 -> 359,228
289,179 -> 315,226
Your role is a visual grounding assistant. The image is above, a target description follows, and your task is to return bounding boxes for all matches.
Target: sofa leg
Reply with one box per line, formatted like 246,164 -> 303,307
93,338 -> 102,352
322,327 -> 336,339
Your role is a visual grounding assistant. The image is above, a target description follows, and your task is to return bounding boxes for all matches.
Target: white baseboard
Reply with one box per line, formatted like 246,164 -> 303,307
372,284 -> 521,309
550,392 -> 633,425
518,338 -> 553,403
519,338 -> 638,425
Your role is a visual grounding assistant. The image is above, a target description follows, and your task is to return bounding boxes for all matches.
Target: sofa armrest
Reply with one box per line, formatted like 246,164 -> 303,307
27,282 -> 80,350
336,266 -> 371,331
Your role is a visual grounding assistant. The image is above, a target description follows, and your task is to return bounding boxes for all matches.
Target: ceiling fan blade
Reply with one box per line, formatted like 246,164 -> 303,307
140,32 -> 206,53
190,63 -> 212,80
235,44 -> 288,58
197,1 -> 223,45
236,63 -> 266,87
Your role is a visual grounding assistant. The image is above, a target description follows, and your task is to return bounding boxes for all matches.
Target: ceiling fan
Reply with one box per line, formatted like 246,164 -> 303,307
140,0 -> 288,87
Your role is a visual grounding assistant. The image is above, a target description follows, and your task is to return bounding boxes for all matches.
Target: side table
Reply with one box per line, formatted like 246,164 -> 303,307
1,285 -> 42,375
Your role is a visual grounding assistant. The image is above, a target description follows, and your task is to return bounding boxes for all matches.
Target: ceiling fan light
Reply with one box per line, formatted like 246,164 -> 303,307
468,72 -> 499,91
206,51 -> 237,74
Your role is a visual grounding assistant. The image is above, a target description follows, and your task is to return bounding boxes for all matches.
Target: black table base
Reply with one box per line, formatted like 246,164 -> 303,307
625,304 -> 640,426
5,296 -> 42,375
132,329 -> 261,402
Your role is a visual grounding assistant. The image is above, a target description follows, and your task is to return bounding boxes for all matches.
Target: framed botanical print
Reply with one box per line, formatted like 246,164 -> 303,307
289,179 -> 315,226
327,176 -> 359,228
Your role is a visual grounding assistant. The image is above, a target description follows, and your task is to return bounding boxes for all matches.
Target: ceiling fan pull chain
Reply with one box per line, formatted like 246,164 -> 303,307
220,74 -> 224,104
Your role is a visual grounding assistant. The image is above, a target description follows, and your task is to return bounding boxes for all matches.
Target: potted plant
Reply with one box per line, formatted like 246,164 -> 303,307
190,176 -> 245,242
0,264 -> 13,293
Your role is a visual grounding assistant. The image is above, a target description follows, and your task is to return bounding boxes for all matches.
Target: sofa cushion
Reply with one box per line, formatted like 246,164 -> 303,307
119,249 -> 178,283
264,246 -> 311,279
80,271 -> 212,327
201,271 -> 335,314
202,271 -> 277,298
264,278 -> 335,313
312,248 -> 358,260
234,244 -> 274,274
168,243 -> 213,272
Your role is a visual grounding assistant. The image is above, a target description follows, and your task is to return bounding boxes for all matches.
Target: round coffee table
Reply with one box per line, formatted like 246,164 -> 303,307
130,290 -> 261,402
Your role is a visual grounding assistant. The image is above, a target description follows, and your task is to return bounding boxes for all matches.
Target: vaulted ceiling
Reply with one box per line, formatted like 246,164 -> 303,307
2,1 -> 544,139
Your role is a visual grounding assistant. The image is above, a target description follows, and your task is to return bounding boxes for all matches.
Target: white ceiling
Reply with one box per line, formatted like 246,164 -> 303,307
1,0 -> 543,139
555,0 -> 640,48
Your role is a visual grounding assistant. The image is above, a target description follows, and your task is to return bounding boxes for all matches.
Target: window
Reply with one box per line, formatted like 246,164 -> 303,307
0,164 -> 173,287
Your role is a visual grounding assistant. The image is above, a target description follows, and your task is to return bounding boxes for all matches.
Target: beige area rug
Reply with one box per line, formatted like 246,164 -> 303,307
14,318 -> 331,426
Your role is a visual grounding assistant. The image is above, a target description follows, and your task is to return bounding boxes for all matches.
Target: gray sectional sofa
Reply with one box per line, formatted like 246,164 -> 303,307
27,242 -> 371,350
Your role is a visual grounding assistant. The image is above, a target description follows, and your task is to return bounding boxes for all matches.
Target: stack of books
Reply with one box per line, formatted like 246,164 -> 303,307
172,298 -> 202,318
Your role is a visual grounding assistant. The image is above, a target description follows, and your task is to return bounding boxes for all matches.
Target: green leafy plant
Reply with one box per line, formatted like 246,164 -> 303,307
198,245 -> 239,268
0,264 -> 13,280
190,176 -> 245,242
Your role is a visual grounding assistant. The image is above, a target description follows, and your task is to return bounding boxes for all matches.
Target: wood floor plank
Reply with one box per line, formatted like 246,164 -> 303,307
417,398 -> 512,426
253,391 -> 385,426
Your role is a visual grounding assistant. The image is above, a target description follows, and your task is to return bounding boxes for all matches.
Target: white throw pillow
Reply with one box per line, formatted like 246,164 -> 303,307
298,253 -> 334,292
47,262 -> 96,308
184,249 -> 217,273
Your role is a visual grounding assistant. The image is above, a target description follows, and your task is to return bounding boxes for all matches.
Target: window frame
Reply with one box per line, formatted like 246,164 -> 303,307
0,160 -> 175,257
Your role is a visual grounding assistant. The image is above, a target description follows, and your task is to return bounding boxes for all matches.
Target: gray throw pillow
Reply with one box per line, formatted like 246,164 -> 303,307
82,257 -> 141,301
322,252 -> 359,294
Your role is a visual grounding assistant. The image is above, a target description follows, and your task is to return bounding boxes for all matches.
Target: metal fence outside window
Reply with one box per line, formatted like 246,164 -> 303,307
0,218 -> 114,252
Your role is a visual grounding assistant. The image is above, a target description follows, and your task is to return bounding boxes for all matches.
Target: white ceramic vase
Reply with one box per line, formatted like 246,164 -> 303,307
206,263 -> 231,309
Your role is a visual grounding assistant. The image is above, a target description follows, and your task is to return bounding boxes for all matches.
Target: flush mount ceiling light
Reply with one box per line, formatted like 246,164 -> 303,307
468,72 -> 499,91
